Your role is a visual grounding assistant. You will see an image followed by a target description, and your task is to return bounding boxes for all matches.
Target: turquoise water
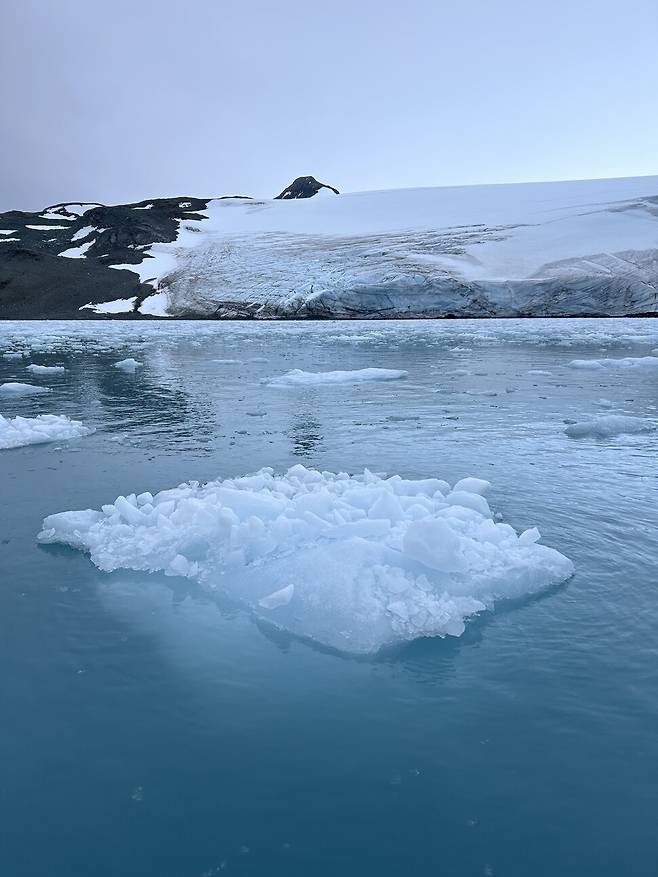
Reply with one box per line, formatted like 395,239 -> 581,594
1,319 -> 658,876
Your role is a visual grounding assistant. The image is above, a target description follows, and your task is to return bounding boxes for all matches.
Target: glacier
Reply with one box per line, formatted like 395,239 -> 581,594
112,175 -> 658,319
37,465 -> 574,654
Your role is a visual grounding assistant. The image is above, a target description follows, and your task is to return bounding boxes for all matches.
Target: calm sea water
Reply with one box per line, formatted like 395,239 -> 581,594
1,319 -> 657,876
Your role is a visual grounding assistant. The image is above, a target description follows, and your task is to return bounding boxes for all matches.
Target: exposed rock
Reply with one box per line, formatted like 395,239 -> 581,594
274,176 -> 340,200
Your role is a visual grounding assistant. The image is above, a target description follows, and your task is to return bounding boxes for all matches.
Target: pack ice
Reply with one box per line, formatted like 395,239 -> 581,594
0,414 -> 94,449
38,466 -> 573,654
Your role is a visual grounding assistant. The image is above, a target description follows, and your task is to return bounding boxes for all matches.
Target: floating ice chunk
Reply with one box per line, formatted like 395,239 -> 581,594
266,367 -> 408,386
568,356 -> 658,370
113,358 -> 142,372
37,466 -> 574,654
0,382 -> 50,395
527,369 -> 552,375
0,414 -> 94,449
3,351 -> 28,360
26,364 -> 66,375
564,415 -> 656,438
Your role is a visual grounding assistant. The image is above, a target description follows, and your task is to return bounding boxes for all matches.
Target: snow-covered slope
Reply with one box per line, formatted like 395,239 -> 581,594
109,175 -> 658,318
2,176 -> 658,318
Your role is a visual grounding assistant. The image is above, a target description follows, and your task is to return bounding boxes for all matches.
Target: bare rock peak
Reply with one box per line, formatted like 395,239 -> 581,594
275,176 -> 340,200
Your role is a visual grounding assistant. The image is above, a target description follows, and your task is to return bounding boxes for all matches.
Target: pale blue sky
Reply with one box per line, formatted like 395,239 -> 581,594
1,0 -> 657,209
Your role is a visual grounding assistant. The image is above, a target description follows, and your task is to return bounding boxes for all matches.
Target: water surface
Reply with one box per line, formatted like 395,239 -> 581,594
1,319 -> 657,876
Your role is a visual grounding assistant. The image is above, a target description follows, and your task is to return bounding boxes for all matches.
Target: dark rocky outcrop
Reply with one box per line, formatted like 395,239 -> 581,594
274,176 -> 339,200
0,197 -> 211,318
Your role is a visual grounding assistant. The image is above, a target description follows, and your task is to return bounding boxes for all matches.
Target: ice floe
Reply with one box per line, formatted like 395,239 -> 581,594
0,382 -> 50,395
568,356 -> 658,370
266,367 -> 408,386
0,414 -> 94,449
37,465 -> 574,654
564,415 -> 656,438
26,364 -> 66,375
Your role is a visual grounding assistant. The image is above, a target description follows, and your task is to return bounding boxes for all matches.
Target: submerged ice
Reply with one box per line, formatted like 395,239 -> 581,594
38,465 -> 573,654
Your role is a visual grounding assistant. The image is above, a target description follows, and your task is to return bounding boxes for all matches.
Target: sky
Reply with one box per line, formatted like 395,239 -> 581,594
1,0 -> 657,210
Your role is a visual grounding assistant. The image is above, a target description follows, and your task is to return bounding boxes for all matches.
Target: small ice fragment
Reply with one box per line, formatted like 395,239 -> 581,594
114,358 -> 142,372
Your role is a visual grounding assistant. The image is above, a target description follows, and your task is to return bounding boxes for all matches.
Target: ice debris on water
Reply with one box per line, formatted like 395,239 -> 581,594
568,356 -> 658,370
26,364 -> 66,375
37,465 -> 574,654
0,382 -> 50,396
0,414 -> 94,449
564,415 -> 655,438
266,367 -> 408,386
114,358 -> 142,372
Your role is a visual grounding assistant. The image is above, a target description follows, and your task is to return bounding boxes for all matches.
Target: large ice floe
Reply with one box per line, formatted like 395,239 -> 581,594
266,368 -> 408,387
0,414 -> 94,449
568,356 -> 658,370
38,466 -> 574,654
564,415 -> 656,438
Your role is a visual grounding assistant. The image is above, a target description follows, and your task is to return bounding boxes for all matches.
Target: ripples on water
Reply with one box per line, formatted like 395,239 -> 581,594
1,319 -> 657,876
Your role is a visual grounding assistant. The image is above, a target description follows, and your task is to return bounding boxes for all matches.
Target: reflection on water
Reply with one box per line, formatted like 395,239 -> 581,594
287,407 -> 324,457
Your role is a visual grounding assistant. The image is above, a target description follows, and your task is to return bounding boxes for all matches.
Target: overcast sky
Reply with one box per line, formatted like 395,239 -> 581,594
1,0 -> 657,210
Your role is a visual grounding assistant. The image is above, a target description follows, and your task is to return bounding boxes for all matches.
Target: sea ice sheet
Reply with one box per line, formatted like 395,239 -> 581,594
38,466 -> 574,654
